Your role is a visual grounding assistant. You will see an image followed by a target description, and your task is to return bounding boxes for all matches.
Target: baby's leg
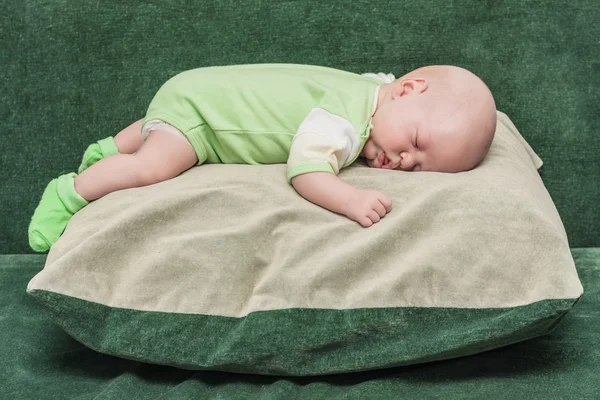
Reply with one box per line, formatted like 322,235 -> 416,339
75,129 -> 198,201
77,119 -> 145,173
113,119 -> 145,154
29,130 -> 197,252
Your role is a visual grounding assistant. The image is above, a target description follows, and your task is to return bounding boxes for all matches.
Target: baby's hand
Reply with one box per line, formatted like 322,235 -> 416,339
344,189 -> 392,227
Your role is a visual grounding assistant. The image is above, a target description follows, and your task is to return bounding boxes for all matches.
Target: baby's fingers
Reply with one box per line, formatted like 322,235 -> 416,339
373,201 -> 387,218
357,215 -> 374,227
378,194 -> 393,213
367,209 -> 381,224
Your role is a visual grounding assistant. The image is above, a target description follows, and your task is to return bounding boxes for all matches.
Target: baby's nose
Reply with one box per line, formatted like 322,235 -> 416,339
400,152 -> 415,169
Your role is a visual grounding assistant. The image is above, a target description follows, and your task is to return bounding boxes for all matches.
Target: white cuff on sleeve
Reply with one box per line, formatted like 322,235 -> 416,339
361,72 -> 396,83
287,108 -> 360,175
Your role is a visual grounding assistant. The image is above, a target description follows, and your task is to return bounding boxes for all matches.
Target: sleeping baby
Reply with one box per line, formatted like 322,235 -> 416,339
28,63 -> 497,252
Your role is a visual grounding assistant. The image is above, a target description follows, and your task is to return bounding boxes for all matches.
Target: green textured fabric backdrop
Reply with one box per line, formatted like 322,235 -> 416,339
2,0 -> 599,253
1,1 -> 599,398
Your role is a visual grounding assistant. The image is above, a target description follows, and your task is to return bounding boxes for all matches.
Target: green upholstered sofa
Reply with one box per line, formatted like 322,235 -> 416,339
2,1 -> 599,398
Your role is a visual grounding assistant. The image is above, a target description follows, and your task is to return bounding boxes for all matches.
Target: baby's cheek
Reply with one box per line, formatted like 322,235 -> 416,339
361,141 -> 375,159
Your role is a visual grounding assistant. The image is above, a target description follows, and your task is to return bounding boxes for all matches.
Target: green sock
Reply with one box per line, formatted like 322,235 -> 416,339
28,173 -> 89,252
78,136 -> 119,173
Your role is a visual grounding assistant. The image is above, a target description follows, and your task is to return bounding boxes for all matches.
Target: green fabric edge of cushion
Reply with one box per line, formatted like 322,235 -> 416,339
26,289 -> 579,376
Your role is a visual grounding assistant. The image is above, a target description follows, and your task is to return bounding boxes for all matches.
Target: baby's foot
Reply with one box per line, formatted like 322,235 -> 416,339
28,173 -> 89,252
78,136 -> 119,173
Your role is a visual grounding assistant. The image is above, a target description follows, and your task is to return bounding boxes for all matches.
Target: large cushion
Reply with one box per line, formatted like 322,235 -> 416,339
27,111 -> 583,376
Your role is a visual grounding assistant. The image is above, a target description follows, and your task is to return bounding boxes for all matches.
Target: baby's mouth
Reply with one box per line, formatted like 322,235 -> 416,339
376,152 -> 389,169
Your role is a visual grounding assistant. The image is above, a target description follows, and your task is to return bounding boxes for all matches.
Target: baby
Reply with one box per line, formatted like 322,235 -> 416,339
28,64 -> 497,252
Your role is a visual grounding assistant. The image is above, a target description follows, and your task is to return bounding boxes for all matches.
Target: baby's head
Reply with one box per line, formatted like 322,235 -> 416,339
362,65 -> 497,172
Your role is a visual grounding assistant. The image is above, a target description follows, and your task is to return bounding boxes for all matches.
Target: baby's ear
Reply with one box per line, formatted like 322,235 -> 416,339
394,78 -> 428,98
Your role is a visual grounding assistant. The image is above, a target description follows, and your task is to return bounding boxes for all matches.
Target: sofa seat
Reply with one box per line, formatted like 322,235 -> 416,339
2,250 -> 598,398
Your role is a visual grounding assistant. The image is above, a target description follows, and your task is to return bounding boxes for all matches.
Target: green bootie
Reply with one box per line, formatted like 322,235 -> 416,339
78,136 -> 119,173
28,173 -> 89,252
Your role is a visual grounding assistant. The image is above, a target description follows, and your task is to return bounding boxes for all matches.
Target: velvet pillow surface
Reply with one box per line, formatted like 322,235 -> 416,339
27,112 -> 583,376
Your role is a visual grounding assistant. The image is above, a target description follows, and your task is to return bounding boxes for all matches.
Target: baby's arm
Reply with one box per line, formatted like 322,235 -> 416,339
291,172 -> 392,227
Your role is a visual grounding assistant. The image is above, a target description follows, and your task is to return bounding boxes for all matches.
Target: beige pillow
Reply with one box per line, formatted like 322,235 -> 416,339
27,111 -> 583,376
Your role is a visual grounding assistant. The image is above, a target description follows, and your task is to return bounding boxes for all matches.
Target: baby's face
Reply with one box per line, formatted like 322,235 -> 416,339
362,78 -> 493,173
363,95 -> 476,173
